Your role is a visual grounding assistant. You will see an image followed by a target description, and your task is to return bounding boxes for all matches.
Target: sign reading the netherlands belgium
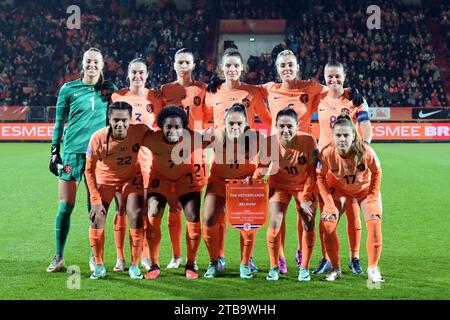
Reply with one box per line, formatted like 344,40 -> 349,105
225,179 -> 268,231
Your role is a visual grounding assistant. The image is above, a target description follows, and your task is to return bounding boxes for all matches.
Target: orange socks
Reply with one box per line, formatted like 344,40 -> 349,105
147,216 -> 162,266
217,211 -> 226,257
280,218 -> 286,256
203,224 -> 219,262
297,215 -> 304,251
366,219 -> 382,267
186,221 -> 201,264
319,219 -> 327,257
240,230 -> 256,265
89,227 -> 104,265
346,202 -> 362,257
266,227 -> 281,267
113,215 -> 127,260
129,228 -> 144,266
168,211 -> 183,257
142,216 -> 150,259
300,230 -> 316,269
322,220 -> 340,268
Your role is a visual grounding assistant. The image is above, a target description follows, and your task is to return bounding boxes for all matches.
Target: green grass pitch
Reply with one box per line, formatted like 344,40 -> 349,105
0,142 -> 449,300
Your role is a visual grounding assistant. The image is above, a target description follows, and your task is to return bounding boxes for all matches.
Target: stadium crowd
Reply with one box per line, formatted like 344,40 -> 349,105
0,0 -> 211,106
243,0 -> 448,107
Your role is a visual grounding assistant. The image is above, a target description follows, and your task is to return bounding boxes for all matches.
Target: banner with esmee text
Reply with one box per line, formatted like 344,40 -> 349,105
1,122 -> 450,141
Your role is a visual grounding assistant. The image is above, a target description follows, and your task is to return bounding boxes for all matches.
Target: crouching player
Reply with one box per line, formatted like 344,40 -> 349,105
317,115 -> 384,282
203,103 -> 265,279
143,106 -> 205,280
85,101 -> 148,280
254,108 -> 318,281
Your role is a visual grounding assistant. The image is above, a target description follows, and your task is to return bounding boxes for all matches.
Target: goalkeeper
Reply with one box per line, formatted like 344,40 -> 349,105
47,48 -> 117,273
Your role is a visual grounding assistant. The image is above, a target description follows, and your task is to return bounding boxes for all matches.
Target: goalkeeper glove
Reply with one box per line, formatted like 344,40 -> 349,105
49,144 -> 63,176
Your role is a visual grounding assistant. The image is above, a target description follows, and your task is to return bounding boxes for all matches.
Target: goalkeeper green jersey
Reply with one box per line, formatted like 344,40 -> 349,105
51,79 -> 117,154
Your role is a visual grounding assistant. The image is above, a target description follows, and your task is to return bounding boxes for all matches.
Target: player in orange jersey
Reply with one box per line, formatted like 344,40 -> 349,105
314,60 -> 373,275
203,103 -> 268,279
204,48 -> 272,273
85,102 -> 149,280
142,106 -> 206,280
258,49 -> 325,274
160,48 -> 209,270
317,115 -> 384,283
110,58 -> 162,272
252,108 -> 318,281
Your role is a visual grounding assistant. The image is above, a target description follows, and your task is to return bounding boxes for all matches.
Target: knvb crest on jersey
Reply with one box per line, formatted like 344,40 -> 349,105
146,104 -> 154,113
242,98 -> 250,108
193,96 -> 201,106
298,155 -> 307,165
300,94 -> 309,104
132,143 -> 140,153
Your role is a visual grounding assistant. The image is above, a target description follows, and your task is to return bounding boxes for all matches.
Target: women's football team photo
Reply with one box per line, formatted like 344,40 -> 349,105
46,46 -> 384,284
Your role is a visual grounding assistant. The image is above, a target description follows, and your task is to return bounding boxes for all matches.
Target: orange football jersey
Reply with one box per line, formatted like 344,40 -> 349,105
204,83 -> 271,130
316,88 -> 370,150
161,81 -> 209,130
262,80 -> 325,134
86,124 -> 150,204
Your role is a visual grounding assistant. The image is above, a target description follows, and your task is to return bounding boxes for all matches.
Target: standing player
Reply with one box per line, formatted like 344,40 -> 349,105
315,60 -> 372,275
110,58 -> 162,272
259,49 -> 325,273
47,48 -> 117,272
143,106 -> 205,280
253,108 -> 318,281
203,104 -> 265,279
317,115 -> 384,283
86,102 -> 148,280
160,48 -> 208,269
204,48 -> 272,273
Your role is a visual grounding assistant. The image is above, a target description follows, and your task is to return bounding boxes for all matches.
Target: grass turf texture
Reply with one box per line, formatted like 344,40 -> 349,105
0,142 -> 449,300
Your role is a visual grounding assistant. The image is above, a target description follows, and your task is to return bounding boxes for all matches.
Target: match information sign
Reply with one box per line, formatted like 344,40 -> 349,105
225,179 -> 268,232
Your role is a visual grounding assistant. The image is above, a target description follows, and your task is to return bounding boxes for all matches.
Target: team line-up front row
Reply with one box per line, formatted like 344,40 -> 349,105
68,102 -> 384,283
46,47 -> 383,283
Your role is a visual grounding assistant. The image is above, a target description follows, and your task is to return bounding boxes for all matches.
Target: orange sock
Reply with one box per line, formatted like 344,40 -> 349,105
203,224 -> 219,262
141,217 -> 150,259
279,218 -> 286,257
113,215 -> 127,260
168,211 -> 183,257
240,230 -> 256,265
129,228 -> 144,266
366,219 -> 382,267
186,221 -> 201,264
297,215 -> 304,251
266,227 -> 281,267
322,220 -> 340,268
89,227 -> 104,265
147,216 -> 162,266
319,219 -> 327,257
346,201 -> 361,257
300,230 -> 316,269
217,211 -> 226,257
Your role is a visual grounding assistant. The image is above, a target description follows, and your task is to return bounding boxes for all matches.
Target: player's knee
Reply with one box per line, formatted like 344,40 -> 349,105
364,213 -> 382,221
147,199 -> 162,217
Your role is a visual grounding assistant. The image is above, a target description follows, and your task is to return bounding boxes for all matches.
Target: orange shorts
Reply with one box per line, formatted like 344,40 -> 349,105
327,187 -> 382,216
147,171 -> 205,199
97,175 -> 144,209
268,183 -> 318,208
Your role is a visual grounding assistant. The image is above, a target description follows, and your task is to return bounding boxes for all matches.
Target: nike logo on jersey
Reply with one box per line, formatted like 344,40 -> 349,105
319,108 -> 326,111
216,102 -> 223,105
273,96 -> 283,99
166,98 -> 177,102
419,110 -> 442,118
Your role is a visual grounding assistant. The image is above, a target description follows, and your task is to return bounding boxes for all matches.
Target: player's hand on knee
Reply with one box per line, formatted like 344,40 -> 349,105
90,204 -> 106,223
49,144 -> 63,176
300,200 -> 314,221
